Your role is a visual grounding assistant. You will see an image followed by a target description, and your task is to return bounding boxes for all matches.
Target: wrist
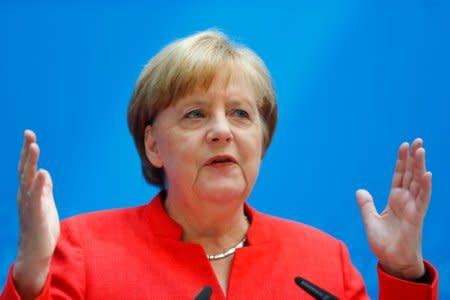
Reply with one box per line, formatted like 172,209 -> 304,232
13,259 -> 51,299
380,260 -> 425,280
411,267 -> 429,283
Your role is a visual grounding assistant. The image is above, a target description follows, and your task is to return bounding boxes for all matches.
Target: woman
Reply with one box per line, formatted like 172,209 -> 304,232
1,30 -> 438,299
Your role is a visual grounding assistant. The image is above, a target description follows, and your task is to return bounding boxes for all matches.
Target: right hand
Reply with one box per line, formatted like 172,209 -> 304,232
13,130 -> 60,299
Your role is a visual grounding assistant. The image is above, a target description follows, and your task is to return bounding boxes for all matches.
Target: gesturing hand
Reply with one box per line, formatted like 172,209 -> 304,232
13,130 -> 61,299
356,138 -> 432,280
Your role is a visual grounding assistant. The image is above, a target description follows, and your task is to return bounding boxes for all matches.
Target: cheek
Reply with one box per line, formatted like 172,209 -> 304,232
158,134 -> 199,178
248,152 -> 262,175
241,130 -> 263,177
251,125 -> 264,157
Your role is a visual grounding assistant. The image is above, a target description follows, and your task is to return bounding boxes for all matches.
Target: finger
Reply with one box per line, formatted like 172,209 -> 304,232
402,138 -> 423,188
416,172 -> 432,215
21,143 -> 40,191
28,170 -> 52,217
19,169 -> 46,231
28,170 -> 47,206
40,170 -> 54,203
391,142 -> 409,188
18,130 -> 37,175
409,148 -> 426,198
355,189 -> 379,228
410,138 -> 423,156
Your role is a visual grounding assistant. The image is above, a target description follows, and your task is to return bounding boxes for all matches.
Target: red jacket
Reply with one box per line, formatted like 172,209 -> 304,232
1,194 -> 438,299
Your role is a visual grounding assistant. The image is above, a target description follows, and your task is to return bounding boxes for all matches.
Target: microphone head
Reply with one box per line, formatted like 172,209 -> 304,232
295,276 -> 339,300
194,285 -> 213,300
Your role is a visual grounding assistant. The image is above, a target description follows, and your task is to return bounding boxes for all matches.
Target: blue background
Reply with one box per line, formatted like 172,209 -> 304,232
1,1 -> 449,298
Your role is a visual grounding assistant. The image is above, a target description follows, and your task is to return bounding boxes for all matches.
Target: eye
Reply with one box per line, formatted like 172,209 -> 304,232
232,109 -> 250,119
184,109 -> 205,119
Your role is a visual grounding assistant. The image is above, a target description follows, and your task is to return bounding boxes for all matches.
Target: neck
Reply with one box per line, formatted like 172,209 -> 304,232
164,190 -> 249,254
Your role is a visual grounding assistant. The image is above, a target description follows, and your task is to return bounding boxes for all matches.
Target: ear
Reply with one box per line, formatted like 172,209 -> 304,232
144,125 -> 163,168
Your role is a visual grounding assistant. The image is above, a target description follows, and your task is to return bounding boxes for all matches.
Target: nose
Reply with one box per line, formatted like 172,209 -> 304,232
206,114 -> 233,144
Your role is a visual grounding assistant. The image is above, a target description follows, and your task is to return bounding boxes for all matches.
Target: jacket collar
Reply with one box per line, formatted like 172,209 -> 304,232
146,192 -> 271,244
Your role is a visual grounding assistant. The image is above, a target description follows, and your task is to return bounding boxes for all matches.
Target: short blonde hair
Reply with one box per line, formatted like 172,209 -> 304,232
128,30 -> 277,188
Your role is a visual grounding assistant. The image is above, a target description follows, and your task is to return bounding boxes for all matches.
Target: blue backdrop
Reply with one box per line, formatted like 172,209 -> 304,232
1,1 -> 449,298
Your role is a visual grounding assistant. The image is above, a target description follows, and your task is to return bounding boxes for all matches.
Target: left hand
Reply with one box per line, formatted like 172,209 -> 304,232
356,138 -> 432,280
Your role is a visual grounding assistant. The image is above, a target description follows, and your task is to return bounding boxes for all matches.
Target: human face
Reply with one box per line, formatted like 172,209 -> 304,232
144,69 -> 264,208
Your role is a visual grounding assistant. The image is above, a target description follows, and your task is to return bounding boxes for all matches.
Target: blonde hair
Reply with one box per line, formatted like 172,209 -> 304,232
128,30 -> 277,188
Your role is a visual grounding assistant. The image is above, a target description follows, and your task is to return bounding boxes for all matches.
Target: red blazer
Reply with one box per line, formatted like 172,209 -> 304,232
1,194 -> 438,299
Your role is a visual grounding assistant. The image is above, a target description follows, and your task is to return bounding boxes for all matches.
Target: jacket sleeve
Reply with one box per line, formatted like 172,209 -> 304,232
378,260 -> 439,300
339,242 -> 439,300
0,221 -> 86,300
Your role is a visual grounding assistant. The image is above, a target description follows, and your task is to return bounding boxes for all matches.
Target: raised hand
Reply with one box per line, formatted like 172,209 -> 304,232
356,138 -> 432,280
13,130 -> 60,299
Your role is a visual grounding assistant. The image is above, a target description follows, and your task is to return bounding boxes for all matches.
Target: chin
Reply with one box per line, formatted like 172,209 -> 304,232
196,183 -> 247,206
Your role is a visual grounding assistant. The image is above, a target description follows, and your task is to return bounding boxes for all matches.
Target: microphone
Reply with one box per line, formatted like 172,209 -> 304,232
295,276 -> 339,300
194,285 -> 213,300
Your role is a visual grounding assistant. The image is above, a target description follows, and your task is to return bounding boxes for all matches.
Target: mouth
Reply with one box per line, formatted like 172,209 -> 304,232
205,155 -> 237,166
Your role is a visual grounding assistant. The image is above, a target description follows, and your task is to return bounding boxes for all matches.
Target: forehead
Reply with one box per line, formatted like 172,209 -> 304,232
173,66 -> 259,106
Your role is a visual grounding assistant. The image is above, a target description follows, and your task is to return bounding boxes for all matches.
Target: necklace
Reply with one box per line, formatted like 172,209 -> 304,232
206,236 -> 247,261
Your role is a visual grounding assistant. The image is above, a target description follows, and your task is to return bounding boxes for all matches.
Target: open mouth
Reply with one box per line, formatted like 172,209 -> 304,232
206,155 -> 237,166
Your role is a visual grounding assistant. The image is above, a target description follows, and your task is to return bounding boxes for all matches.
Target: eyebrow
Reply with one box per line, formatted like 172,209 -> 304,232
227,98 -> 256,107
174,96 -> 257,110
174,98 -> 209,109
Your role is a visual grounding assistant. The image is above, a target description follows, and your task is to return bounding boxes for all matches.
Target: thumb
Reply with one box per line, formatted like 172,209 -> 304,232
41,169 -> 53,194
355,189 -> 378,227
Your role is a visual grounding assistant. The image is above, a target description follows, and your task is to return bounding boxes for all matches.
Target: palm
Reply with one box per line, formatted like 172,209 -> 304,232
14,130 -> 61,298
356,139 -> 432,279
17,171 -> 60,262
